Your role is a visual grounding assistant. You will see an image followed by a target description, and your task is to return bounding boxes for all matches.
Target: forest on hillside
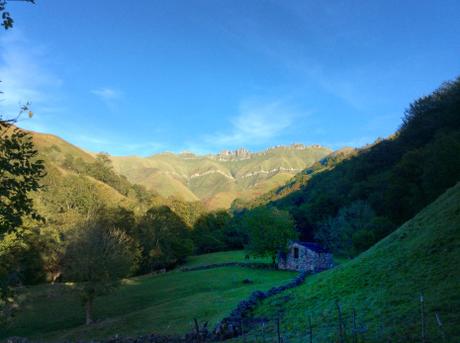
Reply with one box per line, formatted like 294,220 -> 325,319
238,77 -> 460,258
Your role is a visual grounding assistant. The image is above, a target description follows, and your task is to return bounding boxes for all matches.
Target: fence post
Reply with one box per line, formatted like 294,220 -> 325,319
336,300 -> 345,343
193,318 -> 201,343
308,315 -> 313,343
352,308 -> 358,343
420,293 -> 426,343
276,316 -> 282,343
435,312 -> 447,342
261,320 -> 266,343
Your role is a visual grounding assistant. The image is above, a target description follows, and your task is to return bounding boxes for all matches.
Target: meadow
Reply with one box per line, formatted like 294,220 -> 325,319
1,252 -> 294,342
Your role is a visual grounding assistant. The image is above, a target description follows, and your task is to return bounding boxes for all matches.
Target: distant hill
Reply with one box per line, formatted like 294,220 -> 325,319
110,145 -> 332,209
253,181 -> 460,341
27,130 -> 202,229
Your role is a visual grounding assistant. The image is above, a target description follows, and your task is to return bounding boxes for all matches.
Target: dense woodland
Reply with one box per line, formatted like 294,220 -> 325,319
236,78 -> 460,258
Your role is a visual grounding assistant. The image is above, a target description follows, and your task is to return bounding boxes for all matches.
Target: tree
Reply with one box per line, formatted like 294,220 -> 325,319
314,201 -> 393,257
62,219 -> 140,325
192,210 -> 231,253
1,0 -> 40,324
136,206 -> 193,272
0,1 -> 43,236
0,122 -> 45,234
244,207 -> 297,264
0,0 -> 35,30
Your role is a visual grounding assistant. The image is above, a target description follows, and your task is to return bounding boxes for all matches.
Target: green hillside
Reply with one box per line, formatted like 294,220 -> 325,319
26,129 -> 190,231
110,145 -> 332,209
246,182 -> 460,342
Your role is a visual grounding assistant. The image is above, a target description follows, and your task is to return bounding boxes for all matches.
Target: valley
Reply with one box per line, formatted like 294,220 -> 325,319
1,2 -> 459,342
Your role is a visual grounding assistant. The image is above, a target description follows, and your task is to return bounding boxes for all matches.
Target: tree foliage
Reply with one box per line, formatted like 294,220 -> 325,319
244,207 -> 297,264
0,0 -> 35,30
136,206 -> 193,272
0,123 -> 45,235
62,219 -> 140,325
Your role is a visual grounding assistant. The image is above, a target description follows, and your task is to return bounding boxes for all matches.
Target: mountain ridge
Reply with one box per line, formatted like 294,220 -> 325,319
109,144 -> 332,209
24,127 -> 333,210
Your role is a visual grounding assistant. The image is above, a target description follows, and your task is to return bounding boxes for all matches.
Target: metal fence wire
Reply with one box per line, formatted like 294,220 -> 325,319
220,295 -> 451,343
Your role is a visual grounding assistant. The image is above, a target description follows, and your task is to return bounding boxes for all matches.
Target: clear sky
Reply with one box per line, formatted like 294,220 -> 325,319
1,0 -> 459,156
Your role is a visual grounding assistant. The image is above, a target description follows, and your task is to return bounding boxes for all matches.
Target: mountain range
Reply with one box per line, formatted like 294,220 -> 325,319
109,145 -> 332,209
28,129 -> 332,210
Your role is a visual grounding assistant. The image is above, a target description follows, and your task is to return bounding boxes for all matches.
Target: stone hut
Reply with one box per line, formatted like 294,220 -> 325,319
278,241 -> 334,272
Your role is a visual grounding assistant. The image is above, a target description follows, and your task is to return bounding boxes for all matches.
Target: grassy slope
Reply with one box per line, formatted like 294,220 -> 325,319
2,252 -> 294,342
246,182 -> 460,342
30,130 -> 95,164
183,250 -> 271,268
28,131 -> 140,219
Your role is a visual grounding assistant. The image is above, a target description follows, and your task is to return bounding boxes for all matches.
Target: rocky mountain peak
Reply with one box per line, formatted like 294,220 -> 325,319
215,147 -> 252,160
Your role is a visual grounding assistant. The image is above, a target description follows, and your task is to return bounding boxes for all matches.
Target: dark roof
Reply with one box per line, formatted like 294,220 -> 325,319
292,241 -> 330,253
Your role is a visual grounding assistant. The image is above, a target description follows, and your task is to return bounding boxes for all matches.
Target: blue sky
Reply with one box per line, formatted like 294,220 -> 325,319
1,0 -> 459,156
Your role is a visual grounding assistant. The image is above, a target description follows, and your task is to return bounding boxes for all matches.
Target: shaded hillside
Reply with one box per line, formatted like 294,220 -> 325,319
233,147 -> 357,209
252,182 -> 460,342
110,145 -> 332,209
243,78 -> 460,253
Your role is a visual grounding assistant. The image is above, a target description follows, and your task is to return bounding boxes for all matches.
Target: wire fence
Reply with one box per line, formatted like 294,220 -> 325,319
190,293 -> 452,343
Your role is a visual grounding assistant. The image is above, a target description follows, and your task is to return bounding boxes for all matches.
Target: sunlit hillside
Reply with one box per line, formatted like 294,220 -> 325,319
110,145 -> 331,209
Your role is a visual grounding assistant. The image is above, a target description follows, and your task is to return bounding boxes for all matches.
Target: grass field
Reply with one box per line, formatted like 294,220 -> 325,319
2,251 -> 295,342
240,183 -> 460,342
183,250 -> 271,268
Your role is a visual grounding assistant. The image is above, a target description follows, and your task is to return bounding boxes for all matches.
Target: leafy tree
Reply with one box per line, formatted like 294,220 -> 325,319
315,201 -> 394,257
168,199 -> 206,228
0,122 -> 45,235
62,219 -> 140,325
0,0 -> 35,30
0,230 -> 28,324
1,0 -> 40,324
244,207 -> 297,264
136,206 -> 193,271
192,210 -> 231,253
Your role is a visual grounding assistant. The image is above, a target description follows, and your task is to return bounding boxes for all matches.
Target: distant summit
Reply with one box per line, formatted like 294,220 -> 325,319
215,147 -> 252,161
212,144 -> 329,161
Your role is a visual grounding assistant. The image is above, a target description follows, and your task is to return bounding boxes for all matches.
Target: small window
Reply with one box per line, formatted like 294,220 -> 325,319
293,247 -> 299,259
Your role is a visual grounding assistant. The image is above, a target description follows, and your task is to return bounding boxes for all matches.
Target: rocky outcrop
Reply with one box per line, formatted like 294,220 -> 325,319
214,148 -> 252,161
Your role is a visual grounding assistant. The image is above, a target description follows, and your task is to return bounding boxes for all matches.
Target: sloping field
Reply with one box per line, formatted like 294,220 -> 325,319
244,182 -> 460,342
2,252 -> 294,342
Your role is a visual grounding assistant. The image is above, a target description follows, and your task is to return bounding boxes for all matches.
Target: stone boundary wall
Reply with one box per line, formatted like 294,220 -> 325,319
212,271 -> 309,340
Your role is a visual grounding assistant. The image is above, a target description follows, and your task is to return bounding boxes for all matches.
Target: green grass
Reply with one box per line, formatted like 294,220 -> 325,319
240,182 -> 460,342
183,250 -> 271,268
2,252 -> 294,342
